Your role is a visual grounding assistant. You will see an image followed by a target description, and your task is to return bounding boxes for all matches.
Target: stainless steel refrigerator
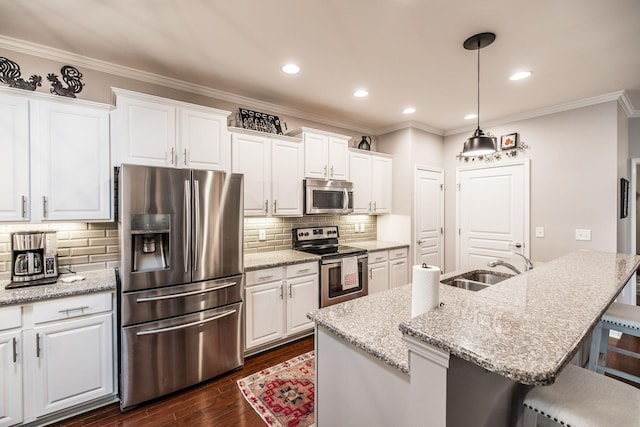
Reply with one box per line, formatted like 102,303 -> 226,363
117,164 -> 244,411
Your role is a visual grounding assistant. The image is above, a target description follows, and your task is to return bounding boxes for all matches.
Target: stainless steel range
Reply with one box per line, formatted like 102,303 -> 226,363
293,226 -> 368,307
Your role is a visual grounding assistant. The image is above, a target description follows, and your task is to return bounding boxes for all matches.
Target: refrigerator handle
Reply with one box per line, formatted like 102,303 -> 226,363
194,179 -> 200,271
184,179 -> 191,273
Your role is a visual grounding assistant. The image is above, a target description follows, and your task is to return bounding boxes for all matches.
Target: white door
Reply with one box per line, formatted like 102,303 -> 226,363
457,160 -> 530,271
414,168 -> 444,269
271,139 -> 304,216
231,133 -> 271,216
0,330 -> 22,427
286,275 -> 318,335
178,107 -> 230,171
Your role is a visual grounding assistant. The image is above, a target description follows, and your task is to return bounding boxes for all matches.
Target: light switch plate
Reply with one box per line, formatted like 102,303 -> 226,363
258,229 -> 266,241
575,229 -> 591,241
360,223 -> 365,233
535,227 -> 545,238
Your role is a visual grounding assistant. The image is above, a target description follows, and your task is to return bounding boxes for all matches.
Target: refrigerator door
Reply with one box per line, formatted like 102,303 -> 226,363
191,170 -> 243,282
120,164 -> 191,292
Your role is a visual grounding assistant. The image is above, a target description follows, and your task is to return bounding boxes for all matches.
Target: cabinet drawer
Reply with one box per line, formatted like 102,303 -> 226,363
245,267 -> 284,286
389,247 -> 408,260
368,250 -> 389,263
0,306 -> 22,331
286,262 -> 318,278
33,292 -> 113,324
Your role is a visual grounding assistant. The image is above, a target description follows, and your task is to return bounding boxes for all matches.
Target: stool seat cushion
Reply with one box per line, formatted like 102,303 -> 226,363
524,364 -> 640,427
603,302 -> 640,330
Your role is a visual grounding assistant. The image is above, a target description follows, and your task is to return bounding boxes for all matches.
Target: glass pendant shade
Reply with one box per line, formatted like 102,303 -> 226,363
461,128 -> 496,157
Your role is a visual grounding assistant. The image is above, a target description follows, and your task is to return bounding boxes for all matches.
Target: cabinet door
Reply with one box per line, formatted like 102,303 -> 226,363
31,313 -> 113,417
304,132 -> 329,179
115,94 -> 176,167
231,133 -> 271,216
271,138 -> 303,216
328,137 -> 349,180
286,274 -> 319,335
178,108 -> 230,171
0,94 -> 30,222
0,330 -> 22,427
245,281 -> 285,350
371,156 -> 392,214
368,261 -> 389,295
349,151 -> 372,214
35,101 -> 111,221
389,259 -> 408,289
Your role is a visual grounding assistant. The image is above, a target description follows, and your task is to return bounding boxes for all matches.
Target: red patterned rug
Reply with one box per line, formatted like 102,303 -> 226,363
237,351 -> 315,427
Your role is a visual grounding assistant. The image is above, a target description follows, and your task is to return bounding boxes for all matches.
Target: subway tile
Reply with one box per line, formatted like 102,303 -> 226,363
89,237 -> 120,246
70,246 -> 106,256
69,230 -> 106,239
89,253 -> 120,263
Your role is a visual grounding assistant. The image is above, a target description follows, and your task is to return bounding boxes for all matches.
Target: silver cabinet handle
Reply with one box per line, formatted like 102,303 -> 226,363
136,309 -> 237,336
21,195 -> 27,218
183,148 -> 188,166
136,282 -> 237,302
184,179 -> 191,273
324,165 -> 327,178
194,179 -> 200,271
12,337 -> 17,363
42,196 -> 47,218
58,305 -> 90,314
369,201 -> 372,212
373,201 -> 377,212
258,275 -> 274,281
36,333 -> 41,358
417,239 -> 426,244
274,200 -> 277,213
170,147 -> 175,166
369,268 -> 372,279
297,268 -> 311,273
265,200 -> 268,213
330,165 -> 334,177
279,285 -> 283,300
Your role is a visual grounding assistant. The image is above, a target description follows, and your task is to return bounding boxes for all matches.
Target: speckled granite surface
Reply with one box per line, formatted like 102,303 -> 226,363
244,250 -> 320,271
310,251 -> 640,385
351,240 -> 409,252
0,269 -> 116,306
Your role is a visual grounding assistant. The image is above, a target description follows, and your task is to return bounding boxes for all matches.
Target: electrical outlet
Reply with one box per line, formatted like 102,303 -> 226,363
355,224 -> 361,233
360,223 -> 365,233
575,229 -> 591,241
258,229 -> 266,241
535,227 -> 545,238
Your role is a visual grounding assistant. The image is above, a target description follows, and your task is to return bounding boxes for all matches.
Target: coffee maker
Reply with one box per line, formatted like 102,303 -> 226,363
8,231 -> 59,288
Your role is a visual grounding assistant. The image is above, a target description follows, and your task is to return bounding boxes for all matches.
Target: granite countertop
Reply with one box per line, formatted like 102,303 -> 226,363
310,250 -> 640,385
350,240 -> 409,252
0,269 -> 117,306
244,250 -> 320,271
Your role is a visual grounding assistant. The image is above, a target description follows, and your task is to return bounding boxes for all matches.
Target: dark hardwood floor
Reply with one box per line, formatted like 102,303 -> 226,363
50,336 -> 314,427
48,328 -> 640,427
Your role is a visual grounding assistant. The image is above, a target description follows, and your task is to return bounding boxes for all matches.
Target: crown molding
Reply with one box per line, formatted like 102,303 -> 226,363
0,35 -> 376,134
374,120 -> 444,137
618,91 -> 640,118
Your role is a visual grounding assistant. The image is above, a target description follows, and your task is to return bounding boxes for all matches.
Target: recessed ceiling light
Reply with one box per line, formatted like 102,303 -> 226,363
510,71 -> 531,81
353,89 -> 369,98
281,63 -> 301,74
464,113 -> 478,120
402,107 -> 416,114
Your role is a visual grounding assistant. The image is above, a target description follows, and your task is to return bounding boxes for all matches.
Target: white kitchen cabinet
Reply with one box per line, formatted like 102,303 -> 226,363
112,88 -> 231,171
0,306 -> 23,427
0,88 -> 112,223
0,292 -> 115,425
288,128 -> 349,181
368,251 -> 389,295
245,262 -> 318,352
349,149 -> 392,214
388,247 -> 409,289
231,128 -> 303,217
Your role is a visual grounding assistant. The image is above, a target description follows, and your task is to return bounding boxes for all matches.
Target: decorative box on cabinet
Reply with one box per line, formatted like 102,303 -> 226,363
0,87 -> 112,222
0,292 -> 115,426
112,88 -> 231,171
349,149 -> 392,214
288,128 -> 350,181
231,128 -> 304,217
245,262 -> 318,353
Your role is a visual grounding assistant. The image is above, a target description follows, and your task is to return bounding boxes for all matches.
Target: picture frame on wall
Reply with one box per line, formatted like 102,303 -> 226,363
500,133 -> 518,150
620,178 -> 629,218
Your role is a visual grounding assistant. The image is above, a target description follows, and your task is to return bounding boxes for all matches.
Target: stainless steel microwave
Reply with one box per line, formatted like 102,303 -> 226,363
304,179 -> 354,215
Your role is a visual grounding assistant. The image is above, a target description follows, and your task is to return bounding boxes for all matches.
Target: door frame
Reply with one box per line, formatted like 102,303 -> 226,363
455,158 -> 531,270
413,165 -> 444,270
627,158 -> 639,302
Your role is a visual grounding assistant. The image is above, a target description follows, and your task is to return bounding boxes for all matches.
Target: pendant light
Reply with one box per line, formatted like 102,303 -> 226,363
461,32 -> 496,157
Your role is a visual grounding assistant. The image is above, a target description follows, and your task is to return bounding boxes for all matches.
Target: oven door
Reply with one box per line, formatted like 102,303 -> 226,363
320,255 -> 368,307
305,179 -> 354,215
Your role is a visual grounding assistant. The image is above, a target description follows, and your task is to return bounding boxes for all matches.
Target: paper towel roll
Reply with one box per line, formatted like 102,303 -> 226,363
411,264 -> 440,317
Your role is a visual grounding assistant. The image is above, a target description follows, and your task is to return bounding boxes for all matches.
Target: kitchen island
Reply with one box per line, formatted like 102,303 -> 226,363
308,251 -> 640,427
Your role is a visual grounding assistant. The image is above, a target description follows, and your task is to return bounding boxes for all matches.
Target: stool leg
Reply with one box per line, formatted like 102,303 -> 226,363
596,323 -> 610,374
588,322 -> 602,371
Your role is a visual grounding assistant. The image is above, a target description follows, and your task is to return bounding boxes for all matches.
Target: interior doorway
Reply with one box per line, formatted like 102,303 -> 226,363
413,166 -> 444,271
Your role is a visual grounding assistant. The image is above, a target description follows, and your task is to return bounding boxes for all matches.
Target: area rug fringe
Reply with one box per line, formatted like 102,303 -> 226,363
237,351 -> 315,427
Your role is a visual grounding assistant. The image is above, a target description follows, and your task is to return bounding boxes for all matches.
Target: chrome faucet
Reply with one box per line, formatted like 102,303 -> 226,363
487,252 -> 534,275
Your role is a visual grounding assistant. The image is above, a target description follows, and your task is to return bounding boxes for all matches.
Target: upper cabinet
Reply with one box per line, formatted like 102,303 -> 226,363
112,88 -> 231,171
0,88 -> 112,223
288,128 -> 349,181
349,149 -> 392,215
231,128 -> 304,217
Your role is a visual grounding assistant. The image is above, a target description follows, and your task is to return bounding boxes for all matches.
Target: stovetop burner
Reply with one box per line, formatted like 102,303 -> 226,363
292,226 -> 367,259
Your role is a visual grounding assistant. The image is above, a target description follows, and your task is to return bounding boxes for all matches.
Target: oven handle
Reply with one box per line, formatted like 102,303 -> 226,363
321,255 -> 368,266
135,309 -> 237,336
136,281 -> 237,303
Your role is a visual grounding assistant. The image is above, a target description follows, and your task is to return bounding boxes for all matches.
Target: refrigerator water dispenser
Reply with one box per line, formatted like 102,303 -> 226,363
131,214 -> 170,272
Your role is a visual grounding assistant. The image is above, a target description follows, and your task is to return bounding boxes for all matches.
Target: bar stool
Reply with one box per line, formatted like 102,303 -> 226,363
522,364 -> 640,427
588,302 -> 640,385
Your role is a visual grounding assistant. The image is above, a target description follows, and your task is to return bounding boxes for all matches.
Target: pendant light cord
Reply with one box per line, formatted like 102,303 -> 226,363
476,38 -> 481,132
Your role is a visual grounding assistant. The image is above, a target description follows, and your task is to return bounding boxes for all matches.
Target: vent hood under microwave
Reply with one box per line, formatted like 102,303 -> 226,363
304,179 -> 354,215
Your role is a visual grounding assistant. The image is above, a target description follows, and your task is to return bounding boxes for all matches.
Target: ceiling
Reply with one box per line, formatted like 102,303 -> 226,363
1,0 -> 639,135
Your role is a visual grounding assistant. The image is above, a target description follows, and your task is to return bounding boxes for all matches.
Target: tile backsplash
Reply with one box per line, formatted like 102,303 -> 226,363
0,215 -> 377,279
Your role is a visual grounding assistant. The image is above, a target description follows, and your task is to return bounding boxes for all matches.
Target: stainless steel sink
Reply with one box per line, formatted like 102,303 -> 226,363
440,270 -> 514,291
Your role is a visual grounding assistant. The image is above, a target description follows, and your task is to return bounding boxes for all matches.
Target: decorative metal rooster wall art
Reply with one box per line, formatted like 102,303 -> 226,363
47,65 -> 84,98
0,56 -> 42,91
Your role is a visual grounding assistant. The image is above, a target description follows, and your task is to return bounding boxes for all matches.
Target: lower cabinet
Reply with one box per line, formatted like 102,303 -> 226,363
245,262 -> 318,352
368,247 -> 409,295
0,292 -> 114,427
389,247 -> 409,289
